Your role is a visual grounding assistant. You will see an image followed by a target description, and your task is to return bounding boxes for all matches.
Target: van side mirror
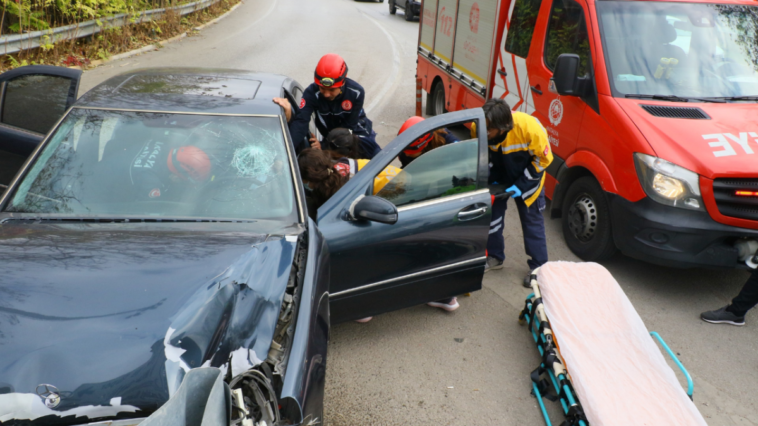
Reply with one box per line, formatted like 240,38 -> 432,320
349,196 -> 398,225
551,54 -> 588,97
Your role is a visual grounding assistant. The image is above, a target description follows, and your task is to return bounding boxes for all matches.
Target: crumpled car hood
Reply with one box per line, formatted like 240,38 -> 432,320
0,221 -> 299,425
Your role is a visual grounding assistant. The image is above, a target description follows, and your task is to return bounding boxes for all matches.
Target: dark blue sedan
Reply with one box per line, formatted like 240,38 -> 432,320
0,66 -> 492,426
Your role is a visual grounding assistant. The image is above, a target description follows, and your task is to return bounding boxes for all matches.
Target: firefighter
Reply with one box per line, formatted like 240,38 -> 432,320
288,53 -> 382,158
396,116 -> 460,167
479,99 -> 553,287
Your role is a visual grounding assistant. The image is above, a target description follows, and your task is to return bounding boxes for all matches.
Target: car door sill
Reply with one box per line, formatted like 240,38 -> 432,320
330,256 -> 486,298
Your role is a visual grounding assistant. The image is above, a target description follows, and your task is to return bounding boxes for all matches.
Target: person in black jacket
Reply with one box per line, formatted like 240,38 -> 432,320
286,53 -> 381,158
701,268 -> 758,326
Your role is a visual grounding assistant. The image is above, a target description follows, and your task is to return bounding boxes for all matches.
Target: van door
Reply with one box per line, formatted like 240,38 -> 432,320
494,0 -> 540,113
526,0 -> 594,158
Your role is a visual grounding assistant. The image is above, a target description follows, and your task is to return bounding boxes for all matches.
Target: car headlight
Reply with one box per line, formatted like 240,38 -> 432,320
634,153 -> 703,210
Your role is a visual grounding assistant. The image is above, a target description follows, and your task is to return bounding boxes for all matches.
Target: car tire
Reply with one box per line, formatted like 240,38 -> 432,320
429,82 -> 447,116
561,176 -> 617,261
389,0 -> 396,14
404,1 -> 414,21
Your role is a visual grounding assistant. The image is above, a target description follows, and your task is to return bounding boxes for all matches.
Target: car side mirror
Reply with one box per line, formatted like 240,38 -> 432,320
349,196 -> 398,225
551,54 -> 589,97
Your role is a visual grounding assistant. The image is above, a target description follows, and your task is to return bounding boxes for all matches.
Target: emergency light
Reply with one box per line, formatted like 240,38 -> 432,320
735,190 -> 758,197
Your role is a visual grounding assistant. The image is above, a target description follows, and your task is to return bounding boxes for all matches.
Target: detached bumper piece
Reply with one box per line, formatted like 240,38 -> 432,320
519,262 -> 707,426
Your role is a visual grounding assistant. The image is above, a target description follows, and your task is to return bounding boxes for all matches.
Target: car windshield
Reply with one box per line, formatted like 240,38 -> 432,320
598,1 -> 758,99
5,109 -> 298,222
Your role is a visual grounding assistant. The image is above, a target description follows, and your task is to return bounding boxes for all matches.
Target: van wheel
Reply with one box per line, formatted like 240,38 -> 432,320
561,176 -> 617,261
389,0 -> 396,14
404,1 -> 414,21
429,82 -> 447,116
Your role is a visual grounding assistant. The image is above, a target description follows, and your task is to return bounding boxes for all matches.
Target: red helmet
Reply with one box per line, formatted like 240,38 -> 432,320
167,146 -> 211,183
314,54 -> 348,88
398,116 -> 432,156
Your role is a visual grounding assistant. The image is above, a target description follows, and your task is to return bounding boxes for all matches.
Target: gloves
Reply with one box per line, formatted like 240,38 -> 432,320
506,185 -> 522,198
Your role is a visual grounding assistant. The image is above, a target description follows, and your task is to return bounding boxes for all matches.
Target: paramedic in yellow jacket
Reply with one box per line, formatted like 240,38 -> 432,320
477,99 -> 553,287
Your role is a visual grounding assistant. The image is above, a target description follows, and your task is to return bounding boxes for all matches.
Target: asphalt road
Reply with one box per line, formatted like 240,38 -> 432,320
79,0 -> 758,424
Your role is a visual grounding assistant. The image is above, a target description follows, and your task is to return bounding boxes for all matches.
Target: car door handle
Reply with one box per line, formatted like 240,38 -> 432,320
497,68 -> 507,77
530,85 -> 543,95
458,206 -> 487,220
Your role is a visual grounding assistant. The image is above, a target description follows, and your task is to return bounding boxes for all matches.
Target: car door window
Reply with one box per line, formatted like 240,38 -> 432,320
544,0 -> 591,76
505,0 -> 542,58
2,74 -> 71,134
375,138 -> 479,207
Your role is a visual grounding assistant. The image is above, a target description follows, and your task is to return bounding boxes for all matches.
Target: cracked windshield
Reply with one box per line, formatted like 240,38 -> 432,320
6,109 -> 296,221
598,1 -> 758,98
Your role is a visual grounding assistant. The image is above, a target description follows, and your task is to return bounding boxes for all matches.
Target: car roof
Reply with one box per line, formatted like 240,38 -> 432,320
75,68 -> 296,116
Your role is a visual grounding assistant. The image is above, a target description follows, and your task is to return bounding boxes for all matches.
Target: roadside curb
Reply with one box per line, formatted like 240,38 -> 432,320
69,1 -> 243,71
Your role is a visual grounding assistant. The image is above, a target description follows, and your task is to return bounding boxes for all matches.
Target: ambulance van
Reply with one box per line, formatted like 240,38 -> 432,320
417,0 -> 758,268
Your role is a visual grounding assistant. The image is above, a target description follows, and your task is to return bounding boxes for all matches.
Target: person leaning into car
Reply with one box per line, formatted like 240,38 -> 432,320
275,53 -> 381,158
477,99 -> 553,287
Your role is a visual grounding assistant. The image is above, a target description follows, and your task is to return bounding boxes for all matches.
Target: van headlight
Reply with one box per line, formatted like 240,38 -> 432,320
634,153 -> 703,210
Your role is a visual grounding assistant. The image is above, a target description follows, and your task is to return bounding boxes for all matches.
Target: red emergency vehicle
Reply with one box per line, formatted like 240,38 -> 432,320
417,0 -> 758,268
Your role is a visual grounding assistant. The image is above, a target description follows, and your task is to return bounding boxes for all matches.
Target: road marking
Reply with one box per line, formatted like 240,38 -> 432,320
358,9 -> 402,116
217,0 -> 279,42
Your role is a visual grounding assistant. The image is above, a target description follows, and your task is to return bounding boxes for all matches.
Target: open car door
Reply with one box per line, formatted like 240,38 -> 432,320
0,65 -> 81,192
318,109 -> 491,323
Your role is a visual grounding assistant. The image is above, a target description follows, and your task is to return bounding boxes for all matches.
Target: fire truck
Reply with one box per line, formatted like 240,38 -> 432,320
417,0 -> 758,267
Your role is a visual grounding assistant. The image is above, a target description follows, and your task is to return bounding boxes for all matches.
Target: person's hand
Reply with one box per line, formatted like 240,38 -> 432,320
272,97 -> 292,122
309,134 -> 321,150
506,184 -> 522,198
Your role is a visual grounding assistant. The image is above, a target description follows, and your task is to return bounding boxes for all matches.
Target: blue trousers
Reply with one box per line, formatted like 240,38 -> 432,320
487,189 -> 548,270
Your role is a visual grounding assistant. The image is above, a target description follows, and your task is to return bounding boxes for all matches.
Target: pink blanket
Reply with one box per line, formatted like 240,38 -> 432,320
537,262 -> 708,426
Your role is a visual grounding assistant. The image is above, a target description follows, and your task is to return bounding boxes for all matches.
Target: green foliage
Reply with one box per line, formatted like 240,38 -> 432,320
0,0 -> 169,35
504,0 -> 541,58
544,2 -> 591,76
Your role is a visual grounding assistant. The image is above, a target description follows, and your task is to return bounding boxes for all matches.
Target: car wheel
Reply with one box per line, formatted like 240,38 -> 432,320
429,82 -> 447,116
404,1 -> 414,21
561,176 -> 617,261
389,0 -> 396,14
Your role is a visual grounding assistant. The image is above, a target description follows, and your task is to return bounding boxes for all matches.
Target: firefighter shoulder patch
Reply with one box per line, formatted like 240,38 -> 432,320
342,100 -> 353,111
300,98 -> 306,109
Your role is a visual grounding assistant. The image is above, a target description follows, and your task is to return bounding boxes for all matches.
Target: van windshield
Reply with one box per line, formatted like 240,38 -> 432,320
598,1 -> 758,99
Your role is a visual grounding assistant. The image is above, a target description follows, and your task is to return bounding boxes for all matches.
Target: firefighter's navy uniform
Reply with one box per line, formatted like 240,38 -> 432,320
475,111 -> 553,270
289,78 -> 381,158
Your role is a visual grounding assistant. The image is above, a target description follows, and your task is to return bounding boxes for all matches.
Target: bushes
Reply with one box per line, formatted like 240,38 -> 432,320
0,0 -> 180,35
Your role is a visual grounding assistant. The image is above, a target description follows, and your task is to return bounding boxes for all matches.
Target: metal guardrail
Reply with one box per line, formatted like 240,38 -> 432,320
0,0 -> 219,56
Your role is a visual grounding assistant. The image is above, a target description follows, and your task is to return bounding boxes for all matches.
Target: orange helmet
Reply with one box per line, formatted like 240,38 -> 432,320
398,116 -> 432,156
167,146 -> 211,183
314,54 -> 348,88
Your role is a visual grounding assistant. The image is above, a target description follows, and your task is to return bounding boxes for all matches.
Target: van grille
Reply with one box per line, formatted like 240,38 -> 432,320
640,105 -> 710,119
713,179 -> 758,221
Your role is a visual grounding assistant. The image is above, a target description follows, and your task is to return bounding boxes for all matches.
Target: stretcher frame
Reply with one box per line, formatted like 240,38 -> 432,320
519,271 -> 695,426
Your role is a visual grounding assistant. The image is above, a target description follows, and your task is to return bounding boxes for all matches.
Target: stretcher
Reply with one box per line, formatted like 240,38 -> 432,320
519,262 -> 708,426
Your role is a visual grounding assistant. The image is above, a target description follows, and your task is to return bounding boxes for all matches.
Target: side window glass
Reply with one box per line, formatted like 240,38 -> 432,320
505,0 -> 542,58
544,0 -> 591,76
2,75 -> 71,134
375,125 -> 479,208
293,87 -> 303,106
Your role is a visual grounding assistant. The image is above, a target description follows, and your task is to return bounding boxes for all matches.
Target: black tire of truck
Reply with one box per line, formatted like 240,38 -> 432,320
389,0 -> 396,14
405,1 -> 414,20
561,176 -> 617,261
428,82 -> 447,116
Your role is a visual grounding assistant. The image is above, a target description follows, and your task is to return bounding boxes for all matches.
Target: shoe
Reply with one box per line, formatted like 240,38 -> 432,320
355,317 -> 373,323
523,270 -> 535,288
484,257 -> 504,273
427,297 -> 460,312
700,306 -> 745,326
